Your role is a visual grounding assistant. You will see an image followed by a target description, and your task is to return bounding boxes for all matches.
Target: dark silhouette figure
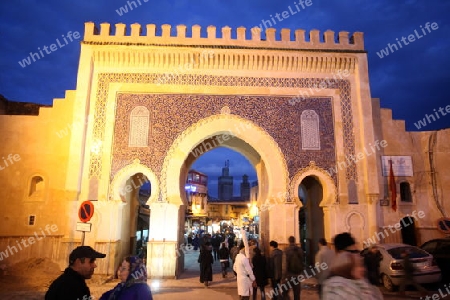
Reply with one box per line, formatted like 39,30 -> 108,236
252,247 -> 268,300
198,242 -> 214,287
364,247 -> 382,285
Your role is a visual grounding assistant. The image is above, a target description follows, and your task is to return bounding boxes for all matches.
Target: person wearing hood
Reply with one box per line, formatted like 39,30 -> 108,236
233,243 -> 256,299
198,241 -> 214,287
99,256 -> 152,300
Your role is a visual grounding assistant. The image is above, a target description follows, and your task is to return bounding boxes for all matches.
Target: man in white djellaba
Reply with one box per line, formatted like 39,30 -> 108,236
233,243 -> 256,300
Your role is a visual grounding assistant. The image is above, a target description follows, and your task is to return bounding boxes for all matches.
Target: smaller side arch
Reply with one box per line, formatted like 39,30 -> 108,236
290,161 -> 337,208
110,159 -> 159,203
345,210 -> 366,248
345,210 -> 366,232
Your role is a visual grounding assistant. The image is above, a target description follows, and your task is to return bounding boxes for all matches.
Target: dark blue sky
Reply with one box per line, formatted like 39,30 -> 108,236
1,1 -> 449,195
1,0 -> 449,131
191,147 -> 257,198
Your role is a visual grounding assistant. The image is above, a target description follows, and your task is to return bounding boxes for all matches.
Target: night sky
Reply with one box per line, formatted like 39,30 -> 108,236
1,1 -> 449,197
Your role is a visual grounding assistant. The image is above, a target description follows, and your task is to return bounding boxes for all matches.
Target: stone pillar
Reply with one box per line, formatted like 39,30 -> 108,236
147,202 -> 180,278
367,193 -> 379,244
322,206 -> 331,243
269,201 -> 297,248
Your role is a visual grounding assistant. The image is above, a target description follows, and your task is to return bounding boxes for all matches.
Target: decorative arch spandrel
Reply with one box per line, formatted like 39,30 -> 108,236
109,159 -> 160,204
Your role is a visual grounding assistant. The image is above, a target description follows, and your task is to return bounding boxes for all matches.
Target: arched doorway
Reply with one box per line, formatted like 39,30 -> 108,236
155,114 -> 290,278
188,147 -> 258,242
400,216 -> 417,246
290,161 -> 337,267
298,176 -> 324,266
120,173 -> 150,257
109,160 -> 159,273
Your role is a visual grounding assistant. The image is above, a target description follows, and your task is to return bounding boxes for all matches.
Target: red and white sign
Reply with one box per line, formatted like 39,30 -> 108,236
78,201 -> 94,223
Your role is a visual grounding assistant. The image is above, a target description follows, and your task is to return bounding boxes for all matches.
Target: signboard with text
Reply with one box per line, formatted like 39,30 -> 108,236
381,156 -> 413,177
76,222 -> 92,232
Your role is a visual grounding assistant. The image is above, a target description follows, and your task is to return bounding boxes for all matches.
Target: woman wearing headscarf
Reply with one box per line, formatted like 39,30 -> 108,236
99,256 -> 152,300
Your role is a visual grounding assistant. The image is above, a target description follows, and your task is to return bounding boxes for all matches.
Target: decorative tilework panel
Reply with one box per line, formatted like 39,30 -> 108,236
88,73 -> 356,184
112,94 -> 336,184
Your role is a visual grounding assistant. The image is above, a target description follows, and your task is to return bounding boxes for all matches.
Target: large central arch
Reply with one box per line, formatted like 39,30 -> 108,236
161,112 -> 289,206
147,112 -> 290,278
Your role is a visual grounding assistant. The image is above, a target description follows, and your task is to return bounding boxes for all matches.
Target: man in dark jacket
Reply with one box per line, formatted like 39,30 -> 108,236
211,233 -> 221,261
269,240 -> 283,300
45,246 -> 106,300
218,242 -> 230,278
252,247 -> 268,300
283,236 -> 304,300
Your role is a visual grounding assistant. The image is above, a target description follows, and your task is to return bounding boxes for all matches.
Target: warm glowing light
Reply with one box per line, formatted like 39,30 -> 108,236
150,280 -> 160,290
91,139 -> 102,154
249,202 -> 258,218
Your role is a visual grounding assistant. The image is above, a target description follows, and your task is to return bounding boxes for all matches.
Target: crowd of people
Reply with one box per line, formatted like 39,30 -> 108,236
43,231 -> 430,299
195,231 -> 429,299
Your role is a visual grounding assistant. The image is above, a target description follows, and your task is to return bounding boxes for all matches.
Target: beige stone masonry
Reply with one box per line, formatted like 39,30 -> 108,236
91,46 -> 357,73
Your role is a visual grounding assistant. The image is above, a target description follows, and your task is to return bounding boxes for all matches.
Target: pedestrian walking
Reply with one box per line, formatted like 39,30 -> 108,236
230,241 -> 240,276
219,242 -> 230,278
211,233 -> 221,261
364,246 -> 382,286
315,238 -> 335,299
283,236 -> 304,300
198,242 -> 214,287
398,249 -> 427,297
268,240 -> 283,300
234,243 -> 256,300
322,250 -> 383,300
252,247 -> 268,300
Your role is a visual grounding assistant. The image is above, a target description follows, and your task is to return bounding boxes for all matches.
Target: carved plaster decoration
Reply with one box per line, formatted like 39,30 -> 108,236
109,158 -> 160,204
221,106 -> 231,115
290,161 -> 338,208
301,110 -> 320,150
345,210 -> 366,231
367,193 -> 379,205
129,106 -> 150,147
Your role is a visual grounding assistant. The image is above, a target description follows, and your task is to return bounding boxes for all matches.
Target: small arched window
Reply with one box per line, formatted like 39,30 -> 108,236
301,110 -> 320,150
129,106 -> 150,147
400,182 -> 412,202
29,176 -> 44,197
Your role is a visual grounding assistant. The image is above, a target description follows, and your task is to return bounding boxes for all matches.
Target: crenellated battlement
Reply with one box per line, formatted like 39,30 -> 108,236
83,22 -> 364,51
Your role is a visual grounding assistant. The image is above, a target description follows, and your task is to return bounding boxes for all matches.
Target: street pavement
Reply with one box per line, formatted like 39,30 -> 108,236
150,249 -> 319,300
0,247 -> 438,299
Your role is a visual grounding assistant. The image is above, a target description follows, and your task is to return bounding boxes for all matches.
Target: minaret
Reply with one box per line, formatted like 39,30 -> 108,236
240,174 -> 250,200
218,160 -> 233,200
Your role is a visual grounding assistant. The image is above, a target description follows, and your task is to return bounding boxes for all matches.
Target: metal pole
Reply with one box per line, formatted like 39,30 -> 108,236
81,231 -> 85,246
